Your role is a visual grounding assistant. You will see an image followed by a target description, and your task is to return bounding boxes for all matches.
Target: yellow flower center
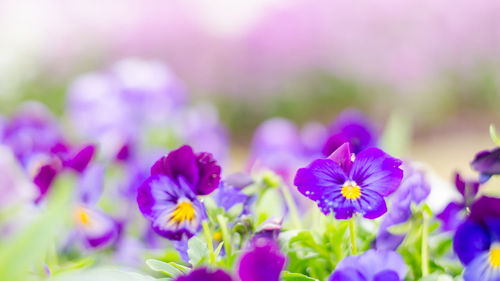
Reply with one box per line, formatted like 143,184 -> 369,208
74,207 -> 91,226
490,246 -> 500,267
170,201 -> 195,224
341,181 -> 361,200
213,231 -> 223,241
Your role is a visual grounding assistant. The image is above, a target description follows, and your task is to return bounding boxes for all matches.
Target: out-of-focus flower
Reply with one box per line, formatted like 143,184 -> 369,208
471,148 -> 500,183
238,238 -> 286,281
376,164 -> 431,250
437,173 -> 480,232
329,249 -> 407,281
249,118 -> 305,181
174,267 -> 234,281
66,58 -> 185,159
252,217 -> 282,242
294,143 -> 403,219
214,181 -> 249,212
150,145 -> 221,196
73,205 -> 119,249
453,196 -> 500,281
322,109 -> 379,157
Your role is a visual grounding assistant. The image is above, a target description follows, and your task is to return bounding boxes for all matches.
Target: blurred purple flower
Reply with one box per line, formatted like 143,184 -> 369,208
252,217 -> 282,242
151,145 -> 221,196
295,143 -> 403,219
376,165 -> 431,250
329,249 -> 407,281
471,147 -> 500,183
175,267 -> 234,281
322,109 -> 379,157
73,205 -> 119,249
238,238 -> 286,281
437,173 -> 480,232
214,181 -> 249,212
453,196 -> 500,281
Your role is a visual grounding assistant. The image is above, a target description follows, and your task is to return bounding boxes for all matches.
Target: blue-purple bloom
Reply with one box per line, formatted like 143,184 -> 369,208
453,196 -> 500,281
437,173 -> 480,232
376,165 -> 431,250
174,268 -> 234,281
137,145 -> 219,240
471,147 -> 500,183
238,238 -> 286,281
294,143 -> 403,219
329,249 -> 407,281
322,109 -> 379,157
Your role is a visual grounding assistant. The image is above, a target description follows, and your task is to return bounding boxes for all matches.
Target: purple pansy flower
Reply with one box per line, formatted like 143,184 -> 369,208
174,268 -> 234,281
214,181 -> 249,212
376,165 -> 431,250
238,238 -> 286,281
329,249 -> 407,281
471,148 -> 500,183
151,145 -> 221,196
453,196 -> 500,281
437,173 -> 480,232
294,143 -> 403,219
322,109 -> 379,157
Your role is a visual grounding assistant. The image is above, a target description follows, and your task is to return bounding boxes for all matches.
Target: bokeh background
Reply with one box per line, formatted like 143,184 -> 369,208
1,0 -> 500,181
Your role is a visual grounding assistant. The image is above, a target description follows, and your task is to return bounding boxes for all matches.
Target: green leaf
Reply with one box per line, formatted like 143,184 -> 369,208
282,271 -> 319,281
187,237 -> 209,266
419,273 -> 454,281
145,259 -> 183,277
168,262 -> 189,272
490,124 -> 500,146
49,267 -> 159,281
214,242 -> 224,259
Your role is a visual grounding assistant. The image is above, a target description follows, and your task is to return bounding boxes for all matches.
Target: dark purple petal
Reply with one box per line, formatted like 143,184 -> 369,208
485,218 -> 500,242
327,142 -> 353,174
175,268 -> 234,281
329,267 -> 366,281
238,238 -> 286,281
322,133 -> 353,158
350,148 -> 403,197
471,148 -> 500,179
294,159 -> 347,202
65,145 -> 95,173
469,196 -> 500,223
436,202 -> 465,232
33,163 -> 59,203
463,252 -> 500,281
151,145 -> 199,189
195,152 -> 221,195
323,187 -> 387,219
453,220 -> 490,265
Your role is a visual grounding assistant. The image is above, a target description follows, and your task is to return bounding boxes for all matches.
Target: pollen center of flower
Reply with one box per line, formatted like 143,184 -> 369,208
74,207 -> 91,226
490,246 -> 500,267
341,181 -> 361,200
170,201 -> 195,224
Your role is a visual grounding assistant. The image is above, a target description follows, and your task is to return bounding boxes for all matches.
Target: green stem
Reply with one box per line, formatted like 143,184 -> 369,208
421,214 -> 429,276
202,220 -> 215,264
216,214 -> 232,261
348,217 -> 357,255
279,183 -> 302,229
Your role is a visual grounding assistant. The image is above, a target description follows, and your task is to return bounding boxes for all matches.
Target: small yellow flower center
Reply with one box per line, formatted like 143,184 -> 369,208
170,201 -> 195,224
341,181 -> 361,200
213,231 -> 223,241
490,246 -> 500,267
74,207 -> 91,226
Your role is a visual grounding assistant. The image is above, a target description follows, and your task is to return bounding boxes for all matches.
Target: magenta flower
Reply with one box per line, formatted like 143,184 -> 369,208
238,238 -> 286,281
174,268 -> 234,281
294,143 -> 403,219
